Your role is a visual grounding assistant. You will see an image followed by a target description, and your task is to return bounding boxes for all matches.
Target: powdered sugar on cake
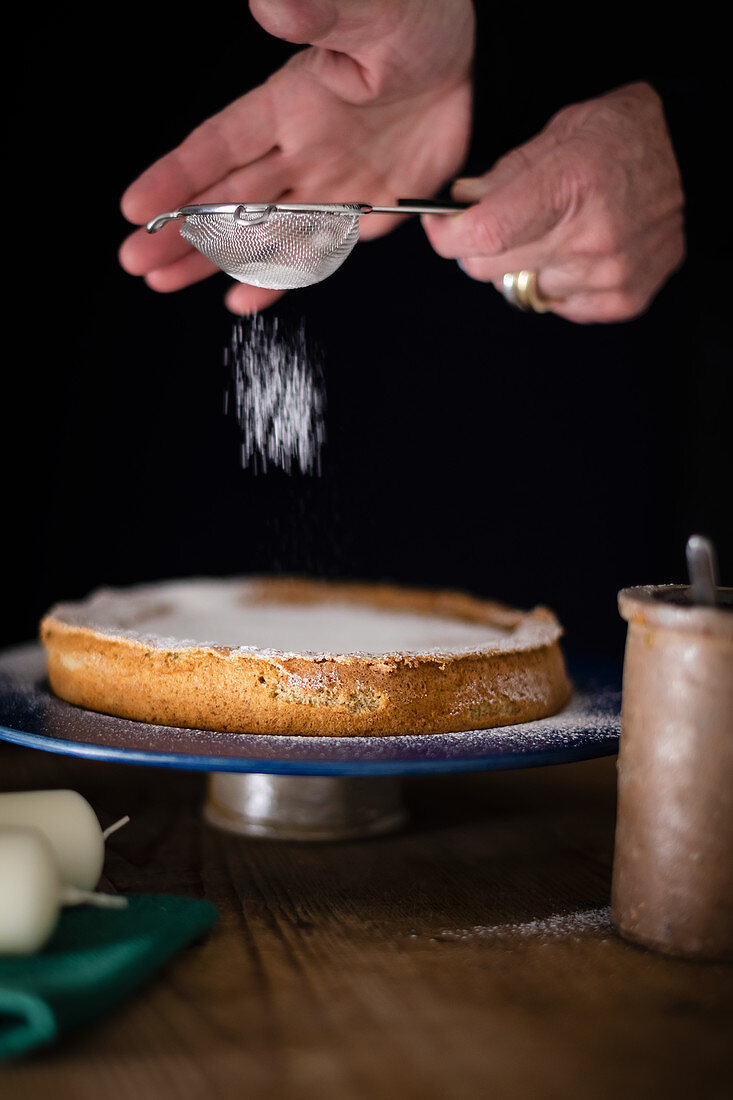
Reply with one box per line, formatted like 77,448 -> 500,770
47,578 -> 560,659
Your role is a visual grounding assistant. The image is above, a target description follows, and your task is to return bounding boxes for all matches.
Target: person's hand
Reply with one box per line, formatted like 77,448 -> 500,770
423,82 -> 685,323
119,0 -> 474,314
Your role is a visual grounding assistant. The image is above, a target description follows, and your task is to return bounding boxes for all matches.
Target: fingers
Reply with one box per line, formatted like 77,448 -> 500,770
121,231 -> 285,313
224,283 -> 286,314
120,83 -> 278,226
472,217 -> 685,324
423,170 -> 563,261
453,245 -> 553,285
119,152 -> 290,291
144,251 -> 220,293
119,224 -> 193,278
125,232 -> 285,313
146,254 -> 284,312
547,223 -> 685,323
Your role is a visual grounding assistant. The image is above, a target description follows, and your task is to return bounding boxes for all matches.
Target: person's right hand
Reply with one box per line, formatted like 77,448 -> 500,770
119,0 -> 474,314
423,81 -> 685,323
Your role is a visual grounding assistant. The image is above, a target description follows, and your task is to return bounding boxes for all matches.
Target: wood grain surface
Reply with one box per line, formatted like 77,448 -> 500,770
1,741 -> 731,1100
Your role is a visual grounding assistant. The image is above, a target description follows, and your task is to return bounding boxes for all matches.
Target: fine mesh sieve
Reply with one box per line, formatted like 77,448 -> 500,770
146,200 -> 466,290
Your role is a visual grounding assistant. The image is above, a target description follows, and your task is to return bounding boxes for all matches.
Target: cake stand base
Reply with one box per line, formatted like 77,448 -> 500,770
204,772 -> 407,841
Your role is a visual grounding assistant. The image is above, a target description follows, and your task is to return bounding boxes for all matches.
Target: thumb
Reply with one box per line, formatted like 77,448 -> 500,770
450,176 -> 495,203
249,1 -> 389,49
248,0 -> 394,102
248,1 -> 339,43
424,150 -> 565,260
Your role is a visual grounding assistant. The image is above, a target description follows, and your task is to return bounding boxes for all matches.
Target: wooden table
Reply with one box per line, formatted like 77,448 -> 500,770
2,741 -> 731,1099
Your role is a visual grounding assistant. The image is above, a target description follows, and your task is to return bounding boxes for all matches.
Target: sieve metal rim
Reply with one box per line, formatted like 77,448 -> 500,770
147,202 -> 369,233
146,199 -> 466,234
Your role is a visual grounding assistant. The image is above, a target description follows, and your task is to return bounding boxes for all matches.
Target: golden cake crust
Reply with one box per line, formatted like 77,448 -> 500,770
40,577 -> 572,737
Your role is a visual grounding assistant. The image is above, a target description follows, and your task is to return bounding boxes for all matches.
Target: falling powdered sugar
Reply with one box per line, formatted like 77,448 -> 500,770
224,313 -> 325,475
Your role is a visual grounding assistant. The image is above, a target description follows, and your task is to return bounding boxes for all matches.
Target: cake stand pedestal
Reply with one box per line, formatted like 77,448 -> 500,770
205,773 -> 406,840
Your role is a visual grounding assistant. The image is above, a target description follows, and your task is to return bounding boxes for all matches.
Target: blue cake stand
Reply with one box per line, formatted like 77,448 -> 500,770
0,644 -> 620,840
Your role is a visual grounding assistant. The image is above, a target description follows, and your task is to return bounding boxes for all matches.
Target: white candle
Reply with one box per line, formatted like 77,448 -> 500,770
0,829 -> 59,954
0,828 -> 127,955
0,790 -> 128,891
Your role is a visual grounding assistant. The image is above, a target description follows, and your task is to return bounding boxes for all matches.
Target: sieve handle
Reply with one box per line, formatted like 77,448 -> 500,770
399,198 -> 469,210
365,198 -> 470,215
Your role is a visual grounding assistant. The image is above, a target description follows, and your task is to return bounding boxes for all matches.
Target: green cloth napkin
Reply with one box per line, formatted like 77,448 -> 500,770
0,892 -> 218,1060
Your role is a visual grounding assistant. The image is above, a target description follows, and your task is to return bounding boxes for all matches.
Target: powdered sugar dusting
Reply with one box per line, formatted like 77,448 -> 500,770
430,907 -> 612,945
46,577 -> 561,660
330,686 -> 619,759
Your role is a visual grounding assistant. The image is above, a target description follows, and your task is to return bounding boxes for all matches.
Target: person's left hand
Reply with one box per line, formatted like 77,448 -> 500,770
119,0 -> 474,314
423,82 -> 685,323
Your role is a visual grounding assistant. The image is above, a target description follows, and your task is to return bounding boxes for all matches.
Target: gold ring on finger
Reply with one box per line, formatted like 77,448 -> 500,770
501,270 -> 553,314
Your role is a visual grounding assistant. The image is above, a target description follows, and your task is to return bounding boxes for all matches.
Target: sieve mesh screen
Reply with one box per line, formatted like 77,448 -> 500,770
180,209 -> 361,289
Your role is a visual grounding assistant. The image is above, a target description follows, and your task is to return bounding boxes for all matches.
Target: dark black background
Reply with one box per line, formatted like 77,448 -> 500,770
3,10 -> 730,662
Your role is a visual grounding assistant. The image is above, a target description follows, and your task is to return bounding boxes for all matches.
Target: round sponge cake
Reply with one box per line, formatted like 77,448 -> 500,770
40,576 -> 571,737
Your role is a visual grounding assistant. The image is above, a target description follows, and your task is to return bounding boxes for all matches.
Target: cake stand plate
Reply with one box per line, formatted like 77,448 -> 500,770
0,644 -> 620,840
